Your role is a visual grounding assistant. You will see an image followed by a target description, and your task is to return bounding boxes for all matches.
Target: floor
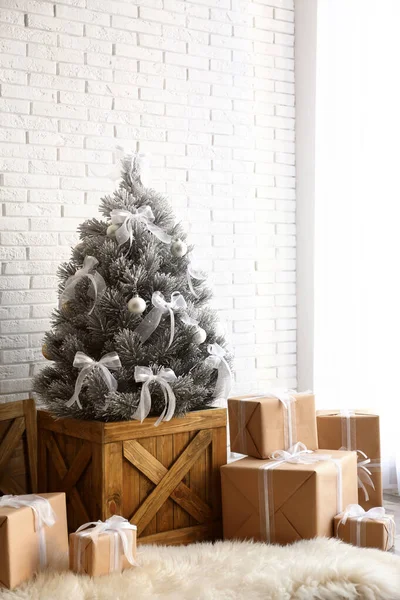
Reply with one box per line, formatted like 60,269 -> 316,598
384,493 -> 400,554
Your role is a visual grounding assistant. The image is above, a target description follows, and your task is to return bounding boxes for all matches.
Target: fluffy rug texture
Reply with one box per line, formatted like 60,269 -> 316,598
1,538 -> 400,600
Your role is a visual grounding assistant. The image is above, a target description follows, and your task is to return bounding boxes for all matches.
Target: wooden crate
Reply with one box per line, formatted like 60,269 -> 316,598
0,399 -> 37,495
37,408 -> 227,545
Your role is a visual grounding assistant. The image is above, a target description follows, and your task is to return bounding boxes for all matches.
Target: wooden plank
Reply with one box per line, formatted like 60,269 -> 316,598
0,417 -> 26,476
0,401 -> 24,420
102,442 -> 123,519
132,429 -> 213,535
0,472 -> 25,495
122,442 -> 140,526
38,429 -> 48,492
139,437 -> 157,537
156,435 -> 174,533
103,409 -> 226,442
23,399 -> 38,493
137,523 -> 219,546
59,442 -> 92,491
211,427 -> 227,523
188,432 -> 206,526
124,440 -> 212,523
90,443 -> 103,522
173,432 -> 191,530
38,408 -> 227,443
45,433 -> 89,524
38,410 -> 104,443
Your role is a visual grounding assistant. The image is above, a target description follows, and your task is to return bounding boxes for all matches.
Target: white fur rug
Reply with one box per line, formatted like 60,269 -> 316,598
2,538 -> 400,600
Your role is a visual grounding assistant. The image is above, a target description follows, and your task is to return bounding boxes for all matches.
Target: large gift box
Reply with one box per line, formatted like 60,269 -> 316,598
228,391 -> 317,459
221,447 -> 358,544
334,505 -> 395,551
316,411 -> 382,510
0,493 -> 68,589
69,516 -> 137,576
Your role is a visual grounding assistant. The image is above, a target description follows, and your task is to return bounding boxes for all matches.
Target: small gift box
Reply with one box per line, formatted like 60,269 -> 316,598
69,515 -> 137,577
334,504 -> 395,551
0,493 -> 69,589
221,444 -> 358,545
317,410 -> 382,510
228,390 -> 318,459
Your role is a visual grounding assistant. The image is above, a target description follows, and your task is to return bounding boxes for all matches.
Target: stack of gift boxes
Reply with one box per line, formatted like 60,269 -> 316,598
222,391 -> 395,552
0,493 -> 137,590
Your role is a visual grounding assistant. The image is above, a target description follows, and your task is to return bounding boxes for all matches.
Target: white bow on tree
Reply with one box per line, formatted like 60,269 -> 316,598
205,343 -> 232,401
186,264 -> 206,298
67,351 -> 121,409
134,291 -> 198,349
59,256 -> 106,315
133,366 -> 177,426
110,207 -> 171,248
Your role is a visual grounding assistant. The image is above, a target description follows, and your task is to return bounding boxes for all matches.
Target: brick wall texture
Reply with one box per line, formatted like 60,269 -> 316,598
0,0 -> 296,402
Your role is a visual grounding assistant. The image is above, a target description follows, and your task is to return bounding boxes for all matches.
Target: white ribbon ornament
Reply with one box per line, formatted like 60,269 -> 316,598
205,343 -> 232,401
74,515 -> 137,573
110,207 -> 171,248
259,444 -> 343,542
0,495 -> 56,569
338,504 -> 395,548
186,264 -> 206,298
59,256 -> 106,315
134,291 -> 197,349
133,366 -> 177,426
67,351 -> 121,409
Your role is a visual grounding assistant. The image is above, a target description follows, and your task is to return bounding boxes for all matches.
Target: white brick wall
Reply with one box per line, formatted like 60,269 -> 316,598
0,0 -> 296,403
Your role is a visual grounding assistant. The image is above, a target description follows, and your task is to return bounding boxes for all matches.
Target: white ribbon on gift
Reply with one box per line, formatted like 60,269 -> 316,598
0,494 -> 56,569
259,443 -> 343,543
59,256 -> 106,315
74,515 -> 138,573
134,291 -> 198,349
205,343 -> 232,401
110,207 -> 171,248
337,504 -> 395,548
67,351 -> 121,409
132,366 -> 177,426
186,264 -> 206,298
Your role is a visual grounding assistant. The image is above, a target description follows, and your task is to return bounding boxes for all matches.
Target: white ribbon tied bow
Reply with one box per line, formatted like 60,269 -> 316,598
0,494 -> 56,569
59,256 -> 106,315
134,291 -> 197,349
67,351 -> 121,409
205,343 -> 232,401
133,366 -> 177,426
110,207 -> 171,248
270,442 -> 333,464
186,264 -> 206,298
338,504 -> 395,548
75,515 -> 137,571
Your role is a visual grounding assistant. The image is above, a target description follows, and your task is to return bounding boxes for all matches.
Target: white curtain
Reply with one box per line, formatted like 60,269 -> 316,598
314,0 -> 400,492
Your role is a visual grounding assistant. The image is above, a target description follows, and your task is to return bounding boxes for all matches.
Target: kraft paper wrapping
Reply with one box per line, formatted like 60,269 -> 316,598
316,412 -> 382,510
69,530 -> 137,577
334,514 -> 395,551
221,450 -> 358,545
0,493 -> 69,590
228,393 -> 318,459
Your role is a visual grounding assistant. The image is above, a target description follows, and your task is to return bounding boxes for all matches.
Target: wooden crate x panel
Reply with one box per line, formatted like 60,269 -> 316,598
37,408 -> 227,544
0,399 -> 37,495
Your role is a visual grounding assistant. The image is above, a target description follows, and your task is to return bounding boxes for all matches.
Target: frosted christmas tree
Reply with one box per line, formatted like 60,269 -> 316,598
34,152 -> 232,422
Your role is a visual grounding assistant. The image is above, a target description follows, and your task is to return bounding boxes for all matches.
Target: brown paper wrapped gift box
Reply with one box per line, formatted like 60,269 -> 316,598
228,393 -> 318,459
334,514 -> 395,551
317,412 -> 382,510
0,492 -> 69,590
221,450 -> 358,545
69,529 -> 137,577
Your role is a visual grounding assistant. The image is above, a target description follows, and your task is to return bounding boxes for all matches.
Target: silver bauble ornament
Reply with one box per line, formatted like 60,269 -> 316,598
107,223 -> 119,238
127,295 -> 146,314
171,239 -> 187,258
192,327 -> 207,344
